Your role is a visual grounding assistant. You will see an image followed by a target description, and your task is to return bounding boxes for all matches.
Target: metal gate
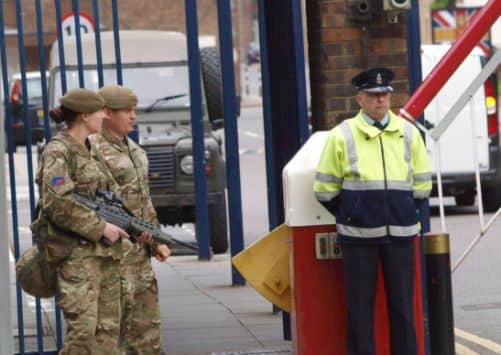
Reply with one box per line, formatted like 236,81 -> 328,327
0,0 -> 244,353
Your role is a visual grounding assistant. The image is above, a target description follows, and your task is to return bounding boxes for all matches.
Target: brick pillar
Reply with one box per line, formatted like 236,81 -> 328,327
306,1 -> 410,131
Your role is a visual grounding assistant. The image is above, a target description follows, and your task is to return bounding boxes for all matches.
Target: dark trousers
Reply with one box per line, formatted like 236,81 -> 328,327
342,240 -> 417,355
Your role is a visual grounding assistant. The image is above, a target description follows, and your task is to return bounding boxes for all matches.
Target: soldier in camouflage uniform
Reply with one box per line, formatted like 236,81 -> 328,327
36,89 -> 129,354
90,85 -> 171,354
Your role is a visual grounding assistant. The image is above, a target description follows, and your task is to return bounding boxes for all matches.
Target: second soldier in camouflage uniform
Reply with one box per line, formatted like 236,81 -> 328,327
36,89 -> 129,354
90,85 -> 171,354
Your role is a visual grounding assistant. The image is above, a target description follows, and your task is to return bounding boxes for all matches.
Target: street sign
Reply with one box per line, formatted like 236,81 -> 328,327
61,12 -> 95,37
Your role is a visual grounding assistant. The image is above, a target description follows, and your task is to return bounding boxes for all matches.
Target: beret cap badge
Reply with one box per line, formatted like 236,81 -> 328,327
351,67 -> 394,94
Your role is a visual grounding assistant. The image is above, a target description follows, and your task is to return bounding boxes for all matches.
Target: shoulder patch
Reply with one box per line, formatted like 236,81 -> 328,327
51,176 -> 65,186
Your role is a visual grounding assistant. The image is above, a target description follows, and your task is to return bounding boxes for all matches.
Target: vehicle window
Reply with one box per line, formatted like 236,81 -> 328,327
52,65 -> 190,109
26,78 -> 43,100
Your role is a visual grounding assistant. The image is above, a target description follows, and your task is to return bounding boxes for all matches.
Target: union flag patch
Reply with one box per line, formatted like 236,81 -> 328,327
51,176 -> 65,186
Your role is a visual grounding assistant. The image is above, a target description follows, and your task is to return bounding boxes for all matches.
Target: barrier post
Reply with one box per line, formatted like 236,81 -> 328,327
424,233 -> 455,355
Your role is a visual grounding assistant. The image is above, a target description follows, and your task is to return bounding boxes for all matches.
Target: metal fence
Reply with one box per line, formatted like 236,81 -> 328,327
0,0 -> 243,353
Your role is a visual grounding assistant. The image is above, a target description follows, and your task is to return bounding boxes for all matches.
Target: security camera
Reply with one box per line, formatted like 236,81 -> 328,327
383,0 -> 411,11
346,0 -> 379,22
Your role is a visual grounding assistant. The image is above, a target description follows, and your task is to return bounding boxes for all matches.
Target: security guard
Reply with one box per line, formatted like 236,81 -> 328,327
314,68 -> 431,355
90,85 -> 170,354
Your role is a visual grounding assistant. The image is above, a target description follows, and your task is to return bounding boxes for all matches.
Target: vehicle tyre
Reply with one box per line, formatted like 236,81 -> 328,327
481,185 -> 501,212
209,197 -> 228,254
455,192 -> 475,206
200,47 -> 223,123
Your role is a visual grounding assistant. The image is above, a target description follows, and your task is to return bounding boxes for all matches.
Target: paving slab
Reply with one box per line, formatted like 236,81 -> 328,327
156,255 -> 292,354
9,252 -> 291,354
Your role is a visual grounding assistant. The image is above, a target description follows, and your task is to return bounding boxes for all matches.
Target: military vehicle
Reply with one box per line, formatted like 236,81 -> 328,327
47,30 -> 228,253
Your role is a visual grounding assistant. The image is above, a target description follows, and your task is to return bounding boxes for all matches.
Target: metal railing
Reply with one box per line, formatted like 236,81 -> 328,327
428,49 -> 501,273
0,0 -> 245,352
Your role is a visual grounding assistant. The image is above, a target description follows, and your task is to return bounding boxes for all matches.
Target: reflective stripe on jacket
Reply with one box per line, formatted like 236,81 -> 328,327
313,110 -> 432,241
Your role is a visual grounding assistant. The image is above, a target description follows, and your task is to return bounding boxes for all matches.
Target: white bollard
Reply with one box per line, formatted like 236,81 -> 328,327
244,65 -> 250,96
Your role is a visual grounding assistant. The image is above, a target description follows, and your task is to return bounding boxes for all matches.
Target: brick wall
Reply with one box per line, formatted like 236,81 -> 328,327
306,0 -> 410,131
2,0 -> 237,72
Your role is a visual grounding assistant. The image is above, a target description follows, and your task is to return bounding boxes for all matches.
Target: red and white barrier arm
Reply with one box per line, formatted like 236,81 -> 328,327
399,0 -> 501,128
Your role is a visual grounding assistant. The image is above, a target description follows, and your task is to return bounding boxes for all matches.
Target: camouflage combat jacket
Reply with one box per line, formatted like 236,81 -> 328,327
90,129 -> 159,257
34,131 -> 123,262
90,128 -> 158,225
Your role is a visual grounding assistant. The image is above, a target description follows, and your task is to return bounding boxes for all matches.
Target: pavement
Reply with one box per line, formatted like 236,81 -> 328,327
8,250 -> 293,355
241,95 -> 262,108
157,254 -> 292,354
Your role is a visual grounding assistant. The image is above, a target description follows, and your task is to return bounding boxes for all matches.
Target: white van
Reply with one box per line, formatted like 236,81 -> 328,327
422,44 -> 499,211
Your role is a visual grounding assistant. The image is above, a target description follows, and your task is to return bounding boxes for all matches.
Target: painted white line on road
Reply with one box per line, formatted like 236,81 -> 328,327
182,225 -> 195,236
455,342 -> 479,355
239,129 -> 263,140
455,327 -> 501,353
26,295 -> 55,313
6,187 -> 38,202
239,148 -> 264,156
18,226 -> 31,234
7,208 -> 32,214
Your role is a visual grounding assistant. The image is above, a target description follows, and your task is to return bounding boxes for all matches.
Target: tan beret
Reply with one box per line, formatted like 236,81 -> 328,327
59,88 -> 105,113
98,85 -> 138,110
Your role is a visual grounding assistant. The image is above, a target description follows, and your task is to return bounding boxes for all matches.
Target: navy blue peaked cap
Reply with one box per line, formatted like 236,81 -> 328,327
351,67 -> 394,93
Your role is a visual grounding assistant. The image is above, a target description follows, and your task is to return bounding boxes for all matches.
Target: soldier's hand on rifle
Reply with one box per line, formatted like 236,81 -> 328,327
137,231 -> 154,245
155,244 -> 171,262
102,222 -> 129,244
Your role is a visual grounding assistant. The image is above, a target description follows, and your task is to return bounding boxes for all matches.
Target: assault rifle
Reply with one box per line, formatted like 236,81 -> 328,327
72,190 -> 197,251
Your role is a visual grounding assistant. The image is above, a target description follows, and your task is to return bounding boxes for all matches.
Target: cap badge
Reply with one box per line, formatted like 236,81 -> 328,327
376,73 -> 383,85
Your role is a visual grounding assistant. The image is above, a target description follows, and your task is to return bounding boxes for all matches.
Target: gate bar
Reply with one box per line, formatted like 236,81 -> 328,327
36,1 -> 63,348
257,0 -> 278,232
55,0 -> 68,94
216,0 -> 245,285
0,5 -> 25,351
111,0 -> 123,85
0,44 -> 14,355
15,0 -> 45,351
184,0 -> 211,260
290,0 -> 309,145
35,0 -> 52,142
72,0 -> 85,87
92,0 -> 104,87
258,0 -> 281,316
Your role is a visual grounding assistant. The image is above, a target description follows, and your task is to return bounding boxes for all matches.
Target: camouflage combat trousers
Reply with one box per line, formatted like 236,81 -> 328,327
56,255 -> 121,355
120,244 -> 162,354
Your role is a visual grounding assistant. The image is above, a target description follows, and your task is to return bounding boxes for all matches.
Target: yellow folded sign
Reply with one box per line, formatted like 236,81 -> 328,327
231,224 -> 292,312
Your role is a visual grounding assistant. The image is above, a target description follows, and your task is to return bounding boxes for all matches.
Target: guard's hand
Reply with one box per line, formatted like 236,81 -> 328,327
155,244 -> 171,262
102,222 -> 129,244
137,231 -> 154,245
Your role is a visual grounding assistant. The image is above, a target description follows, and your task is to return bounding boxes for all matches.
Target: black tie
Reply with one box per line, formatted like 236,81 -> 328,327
373,121 -> 385,130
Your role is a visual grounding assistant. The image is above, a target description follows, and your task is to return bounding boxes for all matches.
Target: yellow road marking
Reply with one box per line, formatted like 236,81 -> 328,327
456,327 -> 501,353
455,342 -> 479,355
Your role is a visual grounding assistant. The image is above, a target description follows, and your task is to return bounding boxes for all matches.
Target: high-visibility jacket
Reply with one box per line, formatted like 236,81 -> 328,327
314,110 -> 432,243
